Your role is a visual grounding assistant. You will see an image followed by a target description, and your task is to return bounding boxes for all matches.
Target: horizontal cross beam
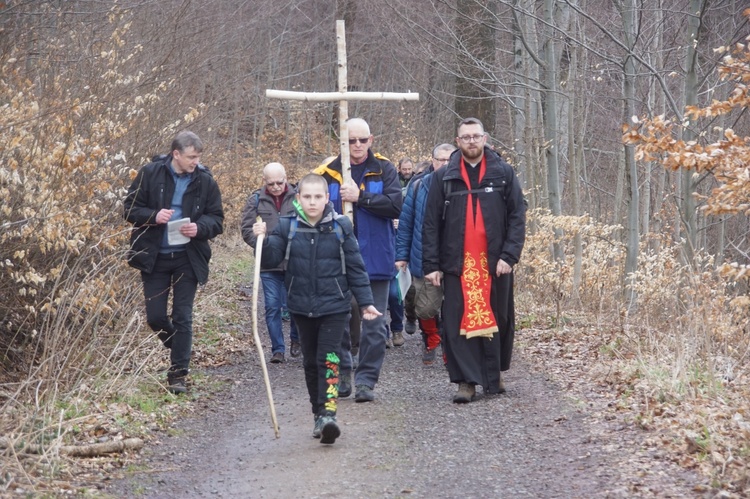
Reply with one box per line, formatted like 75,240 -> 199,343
266,89 -> 419,102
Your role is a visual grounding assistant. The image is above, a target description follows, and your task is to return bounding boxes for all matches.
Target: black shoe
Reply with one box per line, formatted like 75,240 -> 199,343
312,415 -> 323,439
319,415 -> 340,444
270,352 -> 285,364
404,320 -> 417,335
355,384 -> 375,403
167,368 -> 188,394
339,372 -> 352,398
290,341 -> 301,358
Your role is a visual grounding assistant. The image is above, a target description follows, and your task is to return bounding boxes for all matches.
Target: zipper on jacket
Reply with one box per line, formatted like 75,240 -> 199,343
158,183 -> 166,211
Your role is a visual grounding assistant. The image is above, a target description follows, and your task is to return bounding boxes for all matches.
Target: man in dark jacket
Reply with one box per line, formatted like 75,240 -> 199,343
124,131 -> 224,394
397,157 -> 414,190
241,163 -> 300,363
422,118 -> 526,403
313,117 -> 402,403
396,143 -> 455,364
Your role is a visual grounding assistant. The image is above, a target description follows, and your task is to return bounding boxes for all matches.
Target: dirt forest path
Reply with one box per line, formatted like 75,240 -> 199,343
107,329 -> 706,499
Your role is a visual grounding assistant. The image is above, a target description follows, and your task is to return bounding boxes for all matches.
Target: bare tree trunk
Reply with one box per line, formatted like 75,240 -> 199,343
542,0 -> 563,261
512,0 -> 543,204
569,1 -> 583,302
680,0 -> 704,264
617,0 -> 640,308
645,0 -> 665,252
512,1 -> 527,187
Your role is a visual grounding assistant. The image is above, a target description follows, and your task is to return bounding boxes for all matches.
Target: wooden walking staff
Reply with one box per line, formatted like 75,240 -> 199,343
266,20 -> 418,221
251,217 -> 280,438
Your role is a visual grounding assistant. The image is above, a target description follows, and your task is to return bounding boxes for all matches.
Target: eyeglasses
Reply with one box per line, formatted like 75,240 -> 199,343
266,181 -> 285,187
348,137 -> 369,145
458,134 -> 485,143
434,157 -> 451,163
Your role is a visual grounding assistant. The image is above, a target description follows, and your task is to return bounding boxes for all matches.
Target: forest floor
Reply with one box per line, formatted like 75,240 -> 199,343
9,243 -> 739,497
99,284 -> 713,498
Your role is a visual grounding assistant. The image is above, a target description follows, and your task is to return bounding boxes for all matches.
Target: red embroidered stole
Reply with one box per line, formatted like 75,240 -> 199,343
459,156 -> 498,339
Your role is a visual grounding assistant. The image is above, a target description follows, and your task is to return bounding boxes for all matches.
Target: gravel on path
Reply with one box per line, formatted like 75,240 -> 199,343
108,332 -> 706,498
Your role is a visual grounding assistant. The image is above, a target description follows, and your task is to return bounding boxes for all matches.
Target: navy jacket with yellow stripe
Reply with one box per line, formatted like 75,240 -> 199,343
313,151 -> 402,281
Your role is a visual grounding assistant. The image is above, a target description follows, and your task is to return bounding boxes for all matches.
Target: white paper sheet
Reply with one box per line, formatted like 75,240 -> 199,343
397,267 -> 412,304
167,217 -> 191,245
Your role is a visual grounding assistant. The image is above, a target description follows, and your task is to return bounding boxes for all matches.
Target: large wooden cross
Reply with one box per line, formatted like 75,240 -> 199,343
266,20 -> 419,221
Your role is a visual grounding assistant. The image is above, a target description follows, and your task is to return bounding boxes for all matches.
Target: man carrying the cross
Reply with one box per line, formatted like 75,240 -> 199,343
314,117 -> 402,403
422,118 -> 526,403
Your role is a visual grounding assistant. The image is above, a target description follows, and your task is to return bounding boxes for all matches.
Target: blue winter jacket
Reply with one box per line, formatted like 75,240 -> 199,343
395,167 -> 434,278
313,152 -> 402,281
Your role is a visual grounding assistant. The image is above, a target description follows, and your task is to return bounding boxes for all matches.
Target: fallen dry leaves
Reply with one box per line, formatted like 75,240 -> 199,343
518,315 -> 750,496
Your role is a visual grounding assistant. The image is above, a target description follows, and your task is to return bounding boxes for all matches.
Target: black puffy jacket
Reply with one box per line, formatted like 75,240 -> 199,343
260,205 -> 374,317
123,155 -> 224,284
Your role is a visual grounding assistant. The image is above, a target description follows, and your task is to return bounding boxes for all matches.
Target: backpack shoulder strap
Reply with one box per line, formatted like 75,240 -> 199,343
283,217 -> 298,267
332,216 -> 348,275
441,178 -> 454,221
283,217 -> 348,275
408,176 -> 424,199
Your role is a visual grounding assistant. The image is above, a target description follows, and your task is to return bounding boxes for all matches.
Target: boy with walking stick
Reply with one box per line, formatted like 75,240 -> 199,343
253,174 -> 381,444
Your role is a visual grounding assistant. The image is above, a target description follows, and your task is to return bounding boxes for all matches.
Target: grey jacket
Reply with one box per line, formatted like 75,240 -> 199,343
240,185 -> 297,271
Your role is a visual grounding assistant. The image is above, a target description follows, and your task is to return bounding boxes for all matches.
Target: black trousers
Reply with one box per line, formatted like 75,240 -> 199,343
293,312 -> 348,416
441,273 -> 514,394
142,251 -> 198,371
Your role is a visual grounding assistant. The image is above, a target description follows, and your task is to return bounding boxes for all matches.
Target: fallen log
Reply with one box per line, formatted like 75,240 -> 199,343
0,436 -> 144,456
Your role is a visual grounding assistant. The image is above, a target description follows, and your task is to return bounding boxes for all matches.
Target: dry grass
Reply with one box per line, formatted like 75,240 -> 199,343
516,210 -> 750,494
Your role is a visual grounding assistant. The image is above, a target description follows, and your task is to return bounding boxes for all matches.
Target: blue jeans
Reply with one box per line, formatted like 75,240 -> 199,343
260,271 -> 299,354
142,251 -> 197,370
387,275 -> 404,333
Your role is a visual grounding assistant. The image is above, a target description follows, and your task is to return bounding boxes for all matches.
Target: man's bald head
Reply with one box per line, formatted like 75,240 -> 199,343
263,162 -> 288,195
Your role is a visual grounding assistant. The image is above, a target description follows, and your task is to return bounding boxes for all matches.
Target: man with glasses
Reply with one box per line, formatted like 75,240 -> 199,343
241,163 -> 301,363
314,117 -> 402,403
423,118 -> 526,403
396,143 -> 456,360
124,131 -> 224,394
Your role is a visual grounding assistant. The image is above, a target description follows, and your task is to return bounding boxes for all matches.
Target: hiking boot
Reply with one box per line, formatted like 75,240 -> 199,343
385,337 -> 394,349
312,415 -> 323,438
355,384 -> 375,403
339,371 -> 352,398
319,414 -> 340,444
453,382 -> 475,404
166,368 -> 188,395
422,346 -> 437,365
290,341 -> 301,358
392,331 -> 405,347
270,352 -> 285,364
404,319 -> 417,335
498,372 -> 506,394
